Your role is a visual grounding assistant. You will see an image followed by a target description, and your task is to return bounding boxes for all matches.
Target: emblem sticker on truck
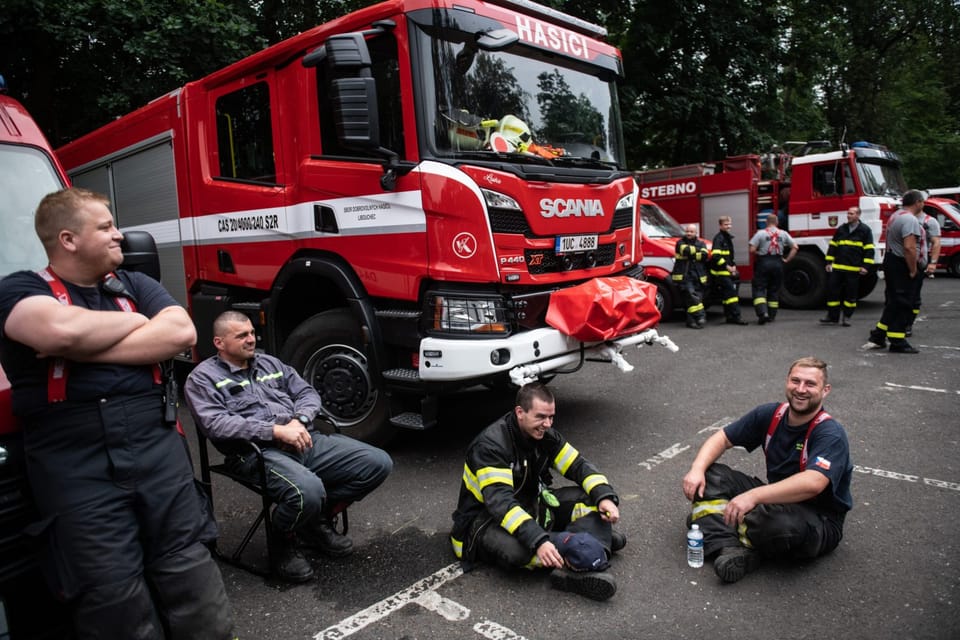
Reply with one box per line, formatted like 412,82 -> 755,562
453,232 -> 477,259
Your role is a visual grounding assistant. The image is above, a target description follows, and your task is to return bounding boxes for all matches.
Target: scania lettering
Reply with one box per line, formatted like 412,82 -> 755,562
540,198 -> 605,218
58,0 -> 675,445
636,141 -> 908,308
0,75 -> 74,638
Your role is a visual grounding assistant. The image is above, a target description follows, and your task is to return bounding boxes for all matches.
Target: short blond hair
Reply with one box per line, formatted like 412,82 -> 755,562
35,187 -> 111,251
789,356 -> 828,385
718,216 -> 731,225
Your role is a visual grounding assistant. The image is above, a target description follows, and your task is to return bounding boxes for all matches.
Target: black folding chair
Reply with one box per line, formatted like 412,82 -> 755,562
192,415 -> 349,578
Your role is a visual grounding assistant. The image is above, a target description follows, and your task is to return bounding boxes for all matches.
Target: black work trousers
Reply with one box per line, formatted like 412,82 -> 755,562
474,486 -> 612,569
690,463 -> 844,561
825,268 -> 861,320
871,254 -> 915,344
752,256 -> 784,319
23,391 -> 233,639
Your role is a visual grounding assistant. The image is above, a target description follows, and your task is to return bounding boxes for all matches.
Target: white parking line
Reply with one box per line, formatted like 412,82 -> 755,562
313,563 -> 463,639
473,620 -> 529,640
884,382 -> 960,394
854,465 -> 960,491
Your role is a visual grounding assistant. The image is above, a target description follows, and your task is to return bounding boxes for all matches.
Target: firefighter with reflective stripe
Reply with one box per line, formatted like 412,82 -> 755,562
450,383 -> 623,600
821,206 -> 875,325
709,216 -> 748,325
748,214 -> 798,324
0,188 -> 234,638
672,224 -> 710,329
682,357 -> 852,584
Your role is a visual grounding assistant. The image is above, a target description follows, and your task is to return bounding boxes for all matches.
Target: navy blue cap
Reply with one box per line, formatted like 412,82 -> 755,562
552,531 -> 609,572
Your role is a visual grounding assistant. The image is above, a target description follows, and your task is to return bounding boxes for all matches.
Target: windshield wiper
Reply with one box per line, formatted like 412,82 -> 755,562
549,156 -> 619,170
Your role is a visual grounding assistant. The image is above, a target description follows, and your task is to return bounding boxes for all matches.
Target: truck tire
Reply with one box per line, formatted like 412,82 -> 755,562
949,256 -> 960,278
281,309 -> 392,446
780,252 -> 826,309
653,279 -> 675,321
857,269 -> 879,299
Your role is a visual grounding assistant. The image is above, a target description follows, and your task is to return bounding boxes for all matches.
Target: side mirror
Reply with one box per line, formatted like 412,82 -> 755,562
121,231 -> 161,281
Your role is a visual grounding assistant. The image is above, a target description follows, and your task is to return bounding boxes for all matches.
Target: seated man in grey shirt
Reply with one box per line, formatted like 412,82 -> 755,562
185,310 -> 393,582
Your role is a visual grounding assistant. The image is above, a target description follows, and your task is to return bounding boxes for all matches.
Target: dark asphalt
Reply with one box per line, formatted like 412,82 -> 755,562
183,275 -> 960,640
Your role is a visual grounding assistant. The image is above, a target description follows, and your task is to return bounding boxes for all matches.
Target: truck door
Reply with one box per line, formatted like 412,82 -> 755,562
295,29 -> 426,299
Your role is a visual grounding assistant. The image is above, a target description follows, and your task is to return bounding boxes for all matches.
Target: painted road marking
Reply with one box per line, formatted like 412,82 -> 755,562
885,381 -> 960,394
854,465 -> 960,491
314,563 -> 528,640
314,563 -> 462,639
474,620 -> 529,640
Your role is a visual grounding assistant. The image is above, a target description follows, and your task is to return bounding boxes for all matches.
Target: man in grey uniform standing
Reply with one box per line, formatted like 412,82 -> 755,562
748,214 -> 798,324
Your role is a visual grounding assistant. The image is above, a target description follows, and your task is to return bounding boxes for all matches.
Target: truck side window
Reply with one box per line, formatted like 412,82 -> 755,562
316,34 -> 404,159
215,82 -> 276,183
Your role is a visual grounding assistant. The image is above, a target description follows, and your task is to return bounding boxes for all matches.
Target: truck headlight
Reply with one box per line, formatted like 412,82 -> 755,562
430,295 -> 510,335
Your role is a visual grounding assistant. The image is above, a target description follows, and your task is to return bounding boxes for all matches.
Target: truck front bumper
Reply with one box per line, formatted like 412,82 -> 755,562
417,327 -> 677,384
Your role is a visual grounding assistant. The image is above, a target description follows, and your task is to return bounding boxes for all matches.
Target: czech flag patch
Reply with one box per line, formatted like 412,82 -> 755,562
814,456 -> 832,470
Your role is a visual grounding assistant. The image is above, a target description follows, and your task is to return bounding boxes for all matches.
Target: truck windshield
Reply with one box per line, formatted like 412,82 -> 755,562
640,203 -> 685,238
856,160 -> 908,197
412,16 -> 625,167
0,145 -> 63,275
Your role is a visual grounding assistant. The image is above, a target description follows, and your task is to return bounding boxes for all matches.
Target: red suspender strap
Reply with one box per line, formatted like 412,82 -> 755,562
38,268 -> 70,403
763,402 -> 833,472
37,268 -> 161,403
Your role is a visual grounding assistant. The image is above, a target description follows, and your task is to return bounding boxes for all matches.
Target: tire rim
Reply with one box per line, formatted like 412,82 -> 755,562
302,343 -> 377,427
783,269 -> 812,296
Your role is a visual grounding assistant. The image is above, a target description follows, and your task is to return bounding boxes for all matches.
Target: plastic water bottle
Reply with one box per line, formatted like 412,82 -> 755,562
686,524 -> 704,568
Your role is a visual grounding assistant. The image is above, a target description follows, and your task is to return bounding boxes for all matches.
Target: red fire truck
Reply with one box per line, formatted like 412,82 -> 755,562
0,76 -> 74,638
57,0 -> 673,445
635,141 -> 909,308
923,197 -> 960,277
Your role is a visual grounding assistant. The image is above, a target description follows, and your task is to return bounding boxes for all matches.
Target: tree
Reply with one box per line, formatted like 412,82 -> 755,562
0,0 -> 263,146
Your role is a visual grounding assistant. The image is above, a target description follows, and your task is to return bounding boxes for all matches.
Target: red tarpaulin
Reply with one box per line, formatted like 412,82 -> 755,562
545,277 -> 661,342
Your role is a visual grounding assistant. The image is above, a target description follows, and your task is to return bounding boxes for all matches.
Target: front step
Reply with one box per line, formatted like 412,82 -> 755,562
382,368 -> 420,382
390,412 -> 427,430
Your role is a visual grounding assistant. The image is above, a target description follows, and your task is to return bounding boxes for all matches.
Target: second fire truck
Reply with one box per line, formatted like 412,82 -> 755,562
636,141 -> 909,309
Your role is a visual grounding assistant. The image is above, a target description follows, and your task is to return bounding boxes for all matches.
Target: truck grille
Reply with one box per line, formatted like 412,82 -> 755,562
488,207 -> 633,236
524,243 -> 617,274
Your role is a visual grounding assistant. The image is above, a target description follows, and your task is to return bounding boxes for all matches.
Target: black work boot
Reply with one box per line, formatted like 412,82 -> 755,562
713,546 -> 761,583
549,568 -> 617,601
270,534 -> 314,583
610,529 -> 627,553
299,518 -> 353,557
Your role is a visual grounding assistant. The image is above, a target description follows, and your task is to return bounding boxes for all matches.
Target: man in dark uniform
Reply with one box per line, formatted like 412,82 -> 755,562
748,214 -> 798,324
672,224 -> 710,329
0,188 -> 233,638
682,357 -> 852,583
450,383 -> 625,600
820,206 -> 875,326
865,190 -> 925,353
709,216 -> 748,325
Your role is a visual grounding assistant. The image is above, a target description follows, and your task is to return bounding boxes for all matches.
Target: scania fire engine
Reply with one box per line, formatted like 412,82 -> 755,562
57,0 -> 674,445
0,76 -> 74,639
635,141 -> 909,308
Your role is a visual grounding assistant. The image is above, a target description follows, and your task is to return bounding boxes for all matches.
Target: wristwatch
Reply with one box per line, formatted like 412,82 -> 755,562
296,414 -> 311,427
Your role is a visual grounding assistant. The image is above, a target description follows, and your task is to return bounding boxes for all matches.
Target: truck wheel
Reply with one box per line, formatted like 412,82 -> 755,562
281,309 -> 392,445
857,270 -> 879,299
949,256 -> 960,278
653,279 -> 674,321
780,252 -> 826,309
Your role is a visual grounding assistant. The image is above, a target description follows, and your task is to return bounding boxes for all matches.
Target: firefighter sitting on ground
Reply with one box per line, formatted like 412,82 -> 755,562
672,224 -> 710,329
450,383 -> 626,601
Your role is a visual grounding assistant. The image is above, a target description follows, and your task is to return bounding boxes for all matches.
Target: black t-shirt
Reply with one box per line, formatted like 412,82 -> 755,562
723,402 -> 853,514
0,269 -> 178,417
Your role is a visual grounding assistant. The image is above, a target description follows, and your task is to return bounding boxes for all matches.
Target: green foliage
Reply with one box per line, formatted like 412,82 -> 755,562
0,0 -> 956,186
